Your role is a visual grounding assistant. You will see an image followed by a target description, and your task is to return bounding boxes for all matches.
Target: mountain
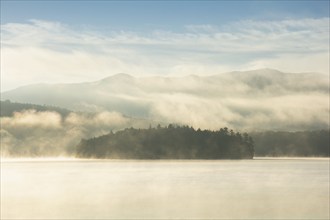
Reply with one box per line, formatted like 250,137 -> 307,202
1,69 -> 329,131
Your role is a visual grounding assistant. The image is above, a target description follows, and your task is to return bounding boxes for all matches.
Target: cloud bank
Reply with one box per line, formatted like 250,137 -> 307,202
1,18 -> 329,91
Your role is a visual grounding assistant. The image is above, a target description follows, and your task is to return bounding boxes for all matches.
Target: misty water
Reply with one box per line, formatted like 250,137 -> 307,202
1,158 -> 329,219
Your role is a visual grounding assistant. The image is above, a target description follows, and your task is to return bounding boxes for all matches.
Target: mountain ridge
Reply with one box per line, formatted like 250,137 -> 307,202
2,68 -> 327,92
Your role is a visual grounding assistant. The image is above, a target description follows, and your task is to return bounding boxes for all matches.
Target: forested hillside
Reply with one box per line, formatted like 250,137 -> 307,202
0,100 -> 71,117
251,130 -> 329,157
76,125 -> 254,159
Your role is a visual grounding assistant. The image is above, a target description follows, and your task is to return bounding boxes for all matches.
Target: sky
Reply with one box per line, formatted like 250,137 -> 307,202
1,0 -> 329,91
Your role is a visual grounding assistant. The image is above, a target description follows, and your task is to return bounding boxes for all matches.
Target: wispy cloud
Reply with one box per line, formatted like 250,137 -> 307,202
1,18 -> 329,91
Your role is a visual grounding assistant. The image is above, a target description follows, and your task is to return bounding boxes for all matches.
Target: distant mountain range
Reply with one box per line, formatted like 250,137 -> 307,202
1,68 -> 329,131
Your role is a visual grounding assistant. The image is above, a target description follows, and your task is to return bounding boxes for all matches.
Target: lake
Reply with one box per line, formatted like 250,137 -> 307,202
1,158 -> 329,219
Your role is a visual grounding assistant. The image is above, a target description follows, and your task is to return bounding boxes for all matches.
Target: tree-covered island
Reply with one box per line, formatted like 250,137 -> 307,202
76,125 -> 254,159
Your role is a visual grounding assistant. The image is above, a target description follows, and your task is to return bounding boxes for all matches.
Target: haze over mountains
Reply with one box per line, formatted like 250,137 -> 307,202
1,68 -> 329,131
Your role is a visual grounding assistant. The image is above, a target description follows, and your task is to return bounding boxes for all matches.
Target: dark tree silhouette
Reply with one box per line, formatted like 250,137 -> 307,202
76,125 -> 254,159
251,130 -> 329,157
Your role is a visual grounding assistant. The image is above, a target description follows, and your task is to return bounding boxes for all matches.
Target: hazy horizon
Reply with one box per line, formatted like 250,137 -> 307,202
1,67 -> 328,92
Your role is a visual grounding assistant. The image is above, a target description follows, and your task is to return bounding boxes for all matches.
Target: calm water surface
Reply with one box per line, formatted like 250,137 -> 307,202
1,158 -> 329,219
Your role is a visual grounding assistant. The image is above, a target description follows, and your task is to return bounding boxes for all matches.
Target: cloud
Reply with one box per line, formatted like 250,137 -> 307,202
148,92 -> 328,131
1,18 -> 329,91
65,111 -> 129,128
0,110 -> 154,157
185,24 -> 219,33
1,110 -> 62,128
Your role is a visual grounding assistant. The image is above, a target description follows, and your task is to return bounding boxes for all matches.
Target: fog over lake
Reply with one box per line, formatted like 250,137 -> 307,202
1,158 -> 329,219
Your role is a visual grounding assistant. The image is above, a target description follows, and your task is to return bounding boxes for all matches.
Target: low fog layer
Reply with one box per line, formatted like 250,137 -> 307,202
0,110 -> 159,157
2,69 -> 329,131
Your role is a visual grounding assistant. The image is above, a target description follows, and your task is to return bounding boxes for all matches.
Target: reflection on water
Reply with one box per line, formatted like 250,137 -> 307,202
1,158 -> 329,219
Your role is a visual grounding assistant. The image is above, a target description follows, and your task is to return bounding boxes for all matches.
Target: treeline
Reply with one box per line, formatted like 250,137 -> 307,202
76,125 -> 254,159
251,130 -> 329,157
0,100 -> 71,117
